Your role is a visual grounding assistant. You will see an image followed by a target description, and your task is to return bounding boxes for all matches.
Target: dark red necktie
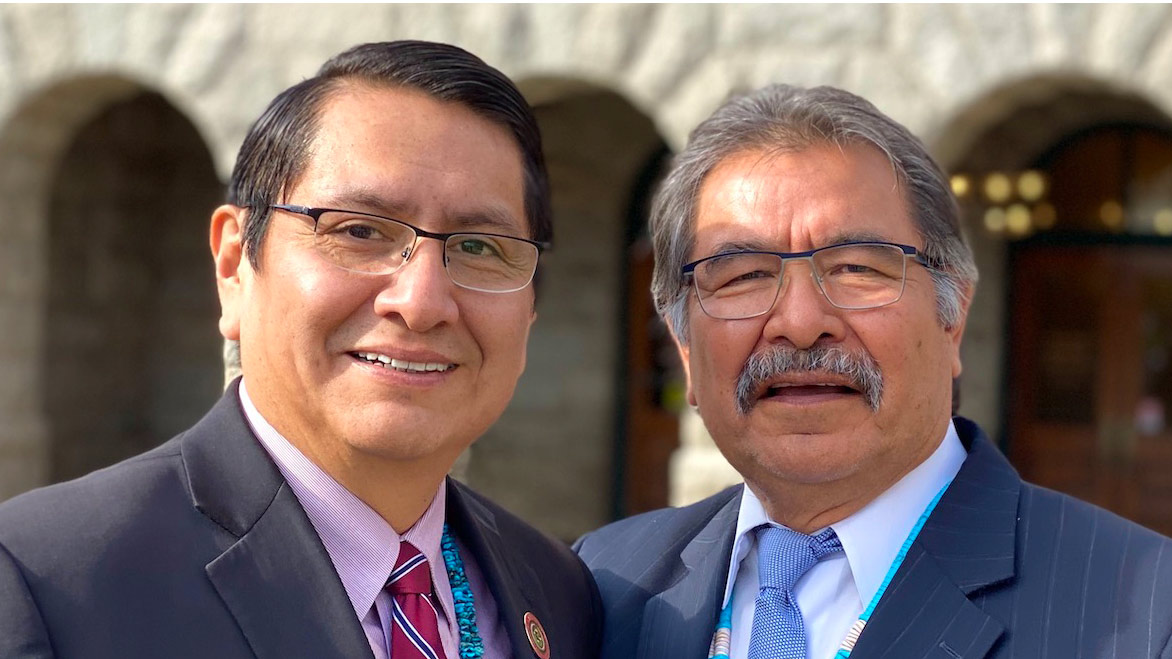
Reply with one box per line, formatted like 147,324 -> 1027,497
385,542 -> 444,659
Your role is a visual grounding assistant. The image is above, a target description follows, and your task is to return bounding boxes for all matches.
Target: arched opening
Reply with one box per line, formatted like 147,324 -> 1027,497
41,90 -> 224,482
467,79 -> 675,539
944,76 -> 1172,535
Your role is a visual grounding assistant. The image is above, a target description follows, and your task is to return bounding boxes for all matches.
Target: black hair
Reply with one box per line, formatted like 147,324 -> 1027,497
226,40 -> 550,269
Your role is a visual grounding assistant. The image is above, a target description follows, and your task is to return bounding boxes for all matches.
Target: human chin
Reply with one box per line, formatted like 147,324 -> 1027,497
732,422 -> 872,485
338,403 -> 469,460
745,397 -> 876,438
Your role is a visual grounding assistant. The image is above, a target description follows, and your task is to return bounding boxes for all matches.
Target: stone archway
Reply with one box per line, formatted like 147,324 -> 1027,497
933,74 -> 1172,440
938,74 -> 1172,533
0,78 -> 223,498
465,79 -> 671,539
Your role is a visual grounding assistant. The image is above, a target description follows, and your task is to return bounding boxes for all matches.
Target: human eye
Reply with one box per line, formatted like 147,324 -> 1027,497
328,217 -> 397,242
454,236 -> 503,257
827,262 -> 877,275
733,269 -> 775,281
699,253 -> 778,291
819,245 -> 901,280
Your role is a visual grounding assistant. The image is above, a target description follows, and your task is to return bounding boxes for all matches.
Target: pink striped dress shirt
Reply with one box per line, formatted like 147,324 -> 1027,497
240,381 -> 510,659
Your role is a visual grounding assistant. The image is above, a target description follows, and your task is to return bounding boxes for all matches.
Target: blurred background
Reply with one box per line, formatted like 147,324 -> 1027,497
1,4 -> 1171,542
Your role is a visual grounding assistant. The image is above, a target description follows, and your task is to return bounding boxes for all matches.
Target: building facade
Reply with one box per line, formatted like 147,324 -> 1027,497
2,4 -> 1171,541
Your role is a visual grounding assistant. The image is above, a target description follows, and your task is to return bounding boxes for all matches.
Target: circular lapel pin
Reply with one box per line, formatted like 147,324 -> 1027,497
524,611 -> 551,659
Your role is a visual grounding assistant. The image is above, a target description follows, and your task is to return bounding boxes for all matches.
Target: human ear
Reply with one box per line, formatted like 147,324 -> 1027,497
666,317 -> 697,407
947,283 -> 974,378
210,205 -> 248,341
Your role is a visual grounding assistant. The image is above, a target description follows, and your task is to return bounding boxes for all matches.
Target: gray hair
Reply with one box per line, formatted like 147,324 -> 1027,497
650,84 -> 978,343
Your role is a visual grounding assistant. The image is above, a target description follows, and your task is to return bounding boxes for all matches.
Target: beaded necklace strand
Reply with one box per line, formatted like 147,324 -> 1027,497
440,523 -> 485,658
708,480 -> 952,659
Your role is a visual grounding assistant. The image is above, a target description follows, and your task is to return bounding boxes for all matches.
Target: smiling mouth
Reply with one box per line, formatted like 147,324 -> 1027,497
351,351 -> 457,374
734,345 -> 884,415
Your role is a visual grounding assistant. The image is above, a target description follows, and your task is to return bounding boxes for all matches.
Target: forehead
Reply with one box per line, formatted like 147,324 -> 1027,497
692,142 -> 916,255
292,83 -> 527,233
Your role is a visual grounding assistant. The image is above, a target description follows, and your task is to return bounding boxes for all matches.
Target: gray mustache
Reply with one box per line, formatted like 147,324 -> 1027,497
734,346 -> 884,415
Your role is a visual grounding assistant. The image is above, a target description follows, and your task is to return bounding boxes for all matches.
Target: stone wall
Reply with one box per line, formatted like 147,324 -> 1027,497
2,4 -> 1172,535
43,92 -> 223,482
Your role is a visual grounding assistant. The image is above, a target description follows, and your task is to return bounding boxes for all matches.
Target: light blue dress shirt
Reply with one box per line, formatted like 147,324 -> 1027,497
722,422 -> 966,659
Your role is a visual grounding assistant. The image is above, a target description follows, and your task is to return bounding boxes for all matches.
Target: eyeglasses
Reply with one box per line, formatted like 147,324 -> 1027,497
681,241 -> 936,320
269,204 -> 548,293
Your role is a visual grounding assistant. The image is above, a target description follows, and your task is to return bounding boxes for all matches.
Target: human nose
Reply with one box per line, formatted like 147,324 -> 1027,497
760,259 -> 848,349
372,238 -> 459,331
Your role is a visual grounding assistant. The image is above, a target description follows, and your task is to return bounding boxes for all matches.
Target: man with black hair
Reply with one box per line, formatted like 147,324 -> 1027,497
0,41 -> 600,659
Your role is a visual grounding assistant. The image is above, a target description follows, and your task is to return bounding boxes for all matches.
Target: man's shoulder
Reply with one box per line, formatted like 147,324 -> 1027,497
971,480 -> 1172,654
0,435 -> 191,561
1018,478 -> 1172,559
575,484 -> 742,565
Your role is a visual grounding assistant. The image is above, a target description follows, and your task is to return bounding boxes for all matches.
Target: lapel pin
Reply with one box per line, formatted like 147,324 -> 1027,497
524,611 -> 551,659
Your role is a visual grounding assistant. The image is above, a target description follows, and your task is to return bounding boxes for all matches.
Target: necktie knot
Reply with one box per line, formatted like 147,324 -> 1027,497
384,541 -> 443,659
755,525 -> 843,593
386,541 -> 433,596
748,526 -> 843,659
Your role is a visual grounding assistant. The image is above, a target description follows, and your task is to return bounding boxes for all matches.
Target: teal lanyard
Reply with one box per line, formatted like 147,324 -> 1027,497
708,480 -> 952,659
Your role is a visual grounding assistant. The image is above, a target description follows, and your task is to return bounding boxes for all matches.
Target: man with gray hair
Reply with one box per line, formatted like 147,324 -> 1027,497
576,84 -> 1172,659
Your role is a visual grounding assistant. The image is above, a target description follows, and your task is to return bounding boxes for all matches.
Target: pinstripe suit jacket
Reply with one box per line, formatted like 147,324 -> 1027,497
576,417 -> 1172,659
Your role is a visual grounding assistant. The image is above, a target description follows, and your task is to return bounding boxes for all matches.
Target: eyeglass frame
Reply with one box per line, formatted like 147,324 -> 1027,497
680,240 -> 939,319
267,203 -> 550,293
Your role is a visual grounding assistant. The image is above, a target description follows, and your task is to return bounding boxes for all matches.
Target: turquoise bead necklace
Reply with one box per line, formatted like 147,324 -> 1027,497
440,523 -> 485,658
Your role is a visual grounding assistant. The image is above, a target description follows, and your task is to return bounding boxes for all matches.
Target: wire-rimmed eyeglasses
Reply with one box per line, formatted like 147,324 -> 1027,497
269,204 -> 547,293
681,241 -> 936,320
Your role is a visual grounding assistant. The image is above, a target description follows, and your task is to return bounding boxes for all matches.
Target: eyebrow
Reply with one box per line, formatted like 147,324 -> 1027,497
822,230 -> 896,246
709,239 -> 774,255
323,189 -> 524,234
706,230 -> 899,257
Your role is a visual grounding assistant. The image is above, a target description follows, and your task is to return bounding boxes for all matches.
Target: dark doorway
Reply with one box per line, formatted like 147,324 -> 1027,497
617,146 -> 683,517
45,91 -> 224,482
1006,125 -> 1172,535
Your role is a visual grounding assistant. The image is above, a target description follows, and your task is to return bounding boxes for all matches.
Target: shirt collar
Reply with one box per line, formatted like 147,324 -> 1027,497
238,380 -> 455,624
721,420 -> 966,608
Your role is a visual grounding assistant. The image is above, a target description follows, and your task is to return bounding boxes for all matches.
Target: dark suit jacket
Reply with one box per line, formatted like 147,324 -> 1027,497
0,382 -> 602,659
575,417 -> 1172,659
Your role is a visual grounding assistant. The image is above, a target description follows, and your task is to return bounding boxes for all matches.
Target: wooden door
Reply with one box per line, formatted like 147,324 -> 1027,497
1009,245 -> 1172,535
621,240 -> 682,515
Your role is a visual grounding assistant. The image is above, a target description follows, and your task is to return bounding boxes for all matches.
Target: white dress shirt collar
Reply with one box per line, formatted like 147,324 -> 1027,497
722,420 -> 967,609
237,380 -> 454,626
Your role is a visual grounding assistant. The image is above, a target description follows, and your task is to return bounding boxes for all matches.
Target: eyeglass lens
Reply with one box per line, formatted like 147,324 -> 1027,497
312,210 -> 538,292
693,243 -> 910,318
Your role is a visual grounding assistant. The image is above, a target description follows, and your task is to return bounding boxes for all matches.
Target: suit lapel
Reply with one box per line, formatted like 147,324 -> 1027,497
637,487 -> 741,659
205,485 -> 374,659
847,542 -> 1005,659
849,418 -> 1019,659
446,479 -> 548,659
182,381 -> 372,659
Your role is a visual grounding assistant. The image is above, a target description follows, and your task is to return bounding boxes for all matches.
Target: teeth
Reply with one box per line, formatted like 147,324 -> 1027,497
768,383 -> 840,393
355,352 -> 452,373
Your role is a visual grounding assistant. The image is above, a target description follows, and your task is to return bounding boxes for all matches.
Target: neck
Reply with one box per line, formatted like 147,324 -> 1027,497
336,455 -> 452,533
749,483 -> 880,534
307,442 -> 457,533
240,381 -> 460,533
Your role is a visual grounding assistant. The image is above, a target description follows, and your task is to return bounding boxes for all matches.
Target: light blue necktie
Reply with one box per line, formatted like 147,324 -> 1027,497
747,525 -> 843,659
